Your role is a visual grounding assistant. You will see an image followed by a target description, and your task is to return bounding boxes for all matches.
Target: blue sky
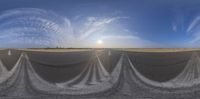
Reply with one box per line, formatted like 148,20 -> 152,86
0,0 -> 200,48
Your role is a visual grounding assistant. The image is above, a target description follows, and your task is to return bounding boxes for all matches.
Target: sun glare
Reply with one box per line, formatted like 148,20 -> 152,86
97,39 -> 103,44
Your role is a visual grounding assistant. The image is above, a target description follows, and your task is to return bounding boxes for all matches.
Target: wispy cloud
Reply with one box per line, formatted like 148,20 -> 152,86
0,8 -> 74,47
172,22 -> 177,32
100,35 -> 140,40
189,33 -> 200,43
98,35 -> 162,48
0,8 -> 158,48
78,16 -> 128,40
187,15 -> 200,44
187,16 -> 200,33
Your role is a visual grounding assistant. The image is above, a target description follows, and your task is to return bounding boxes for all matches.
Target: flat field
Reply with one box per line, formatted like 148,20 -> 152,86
0,48 -> 198,99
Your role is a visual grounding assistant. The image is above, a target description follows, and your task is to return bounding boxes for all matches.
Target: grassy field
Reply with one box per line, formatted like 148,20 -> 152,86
121,48 -> 200,52
18,48 -> 92,52
1,48 -> 200,52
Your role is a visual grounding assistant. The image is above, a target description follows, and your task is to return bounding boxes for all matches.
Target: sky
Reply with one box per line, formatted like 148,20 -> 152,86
0,0 -> 200,48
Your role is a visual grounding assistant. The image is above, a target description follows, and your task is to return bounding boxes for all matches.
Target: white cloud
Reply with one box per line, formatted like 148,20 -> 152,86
189,33 -> 200,43
98,35 -> 162,48
87,17 -> 96,22
187,15 -> 200,44
0,8 -> 158,48
0,8 -> 74,48
101,35 -> 140,40
187,16 -> 200,32
172,22 -> 177,32
78,16 -> 128,40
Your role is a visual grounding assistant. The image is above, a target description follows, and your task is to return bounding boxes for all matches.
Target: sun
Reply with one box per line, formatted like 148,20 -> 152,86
97,39 -> 103,44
